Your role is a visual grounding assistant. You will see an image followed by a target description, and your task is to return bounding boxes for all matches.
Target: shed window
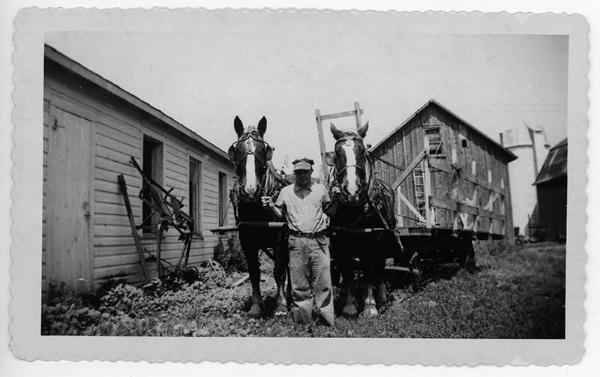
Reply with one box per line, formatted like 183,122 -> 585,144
218,172 -> 228,226
461,139 -> 468,148
142,136 -> 163,233
188,157 -> 202,234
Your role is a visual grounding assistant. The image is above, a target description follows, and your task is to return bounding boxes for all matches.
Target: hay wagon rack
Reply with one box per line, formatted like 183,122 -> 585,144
315,101 -> 516,274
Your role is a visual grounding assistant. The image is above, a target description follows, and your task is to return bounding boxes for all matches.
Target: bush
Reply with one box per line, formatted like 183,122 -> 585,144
214,234 -> 247,272
41,264 -> 238,335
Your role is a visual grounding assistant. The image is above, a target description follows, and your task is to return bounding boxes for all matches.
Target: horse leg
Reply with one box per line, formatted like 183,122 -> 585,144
273,243 -> 289,316
244,247 -> 263,318
362,254 -> 379,317
339,243 -> 358,317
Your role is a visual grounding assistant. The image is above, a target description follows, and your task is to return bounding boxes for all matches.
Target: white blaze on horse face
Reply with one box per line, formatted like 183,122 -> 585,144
342,140 -> 359,196
244,138 -> 258,195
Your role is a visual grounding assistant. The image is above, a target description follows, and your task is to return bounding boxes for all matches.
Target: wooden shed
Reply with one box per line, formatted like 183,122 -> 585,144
369,99 -> 517,243
43,45 -> 236,293
533,139 -> 567,242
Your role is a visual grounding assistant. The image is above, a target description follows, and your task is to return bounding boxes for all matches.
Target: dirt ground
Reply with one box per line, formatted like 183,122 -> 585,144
42,241 -> 565,338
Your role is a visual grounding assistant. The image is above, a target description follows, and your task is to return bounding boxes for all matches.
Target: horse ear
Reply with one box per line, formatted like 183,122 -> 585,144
325,151 -> 335,166
330,123 -> 344,140
357,121 -> 369,138
234,116 -> 244,137
257,116 -> 267,136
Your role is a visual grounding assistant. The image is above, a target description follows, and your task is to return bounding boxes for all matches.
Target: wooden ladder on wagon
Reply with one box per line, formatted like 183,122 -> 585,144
315,102 -> 364,183
412,165 -> 427,218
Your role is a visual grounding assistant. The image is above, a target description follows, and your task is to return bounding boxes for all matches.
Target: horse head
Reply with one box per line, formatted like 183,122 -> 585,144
328,121 -> 371,205
228,116 -> 273,201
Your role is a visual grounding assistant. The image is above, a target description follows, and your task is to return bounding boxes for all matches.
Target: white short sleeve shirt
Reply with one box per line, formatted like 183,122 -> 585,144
275,183 -> 330,233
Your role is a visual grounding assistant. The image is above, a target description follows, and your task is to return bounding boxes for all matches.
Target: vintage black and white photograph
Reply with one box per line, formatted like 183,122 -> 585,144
8,8 -> 588,364
39,31 -> 569,338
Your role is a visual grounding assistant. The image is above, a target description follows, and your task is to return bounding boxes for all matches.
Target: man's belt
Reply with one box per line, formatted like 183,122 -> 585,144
288,229 -> 328,238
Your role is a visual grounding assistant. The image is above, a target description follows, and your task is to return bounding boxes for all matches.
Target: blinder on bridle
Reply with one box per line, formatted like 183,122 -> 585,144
228,131 -> 273,168
332,134 -> 370,182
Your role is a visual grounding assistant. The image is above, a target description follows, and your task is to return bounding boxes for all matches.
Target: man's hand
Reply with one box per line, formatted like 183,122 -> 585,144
261,196 -> 274,208
331,186 -> 342,197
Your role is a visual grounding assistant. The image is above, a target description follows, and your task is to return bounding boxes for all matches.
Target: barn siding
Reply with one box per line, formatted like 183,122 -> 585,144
43,59 -> 236,291
372,102 -> 515,241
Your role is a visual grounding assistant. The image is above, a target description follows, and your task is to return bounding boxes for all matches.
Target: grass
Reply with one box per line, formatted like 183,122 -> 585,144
42,241 -> 565,338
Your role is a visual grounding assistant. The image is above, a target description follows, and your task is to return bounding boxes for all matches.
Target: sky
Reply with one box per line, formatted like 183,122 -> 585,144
46,29 -> 568,172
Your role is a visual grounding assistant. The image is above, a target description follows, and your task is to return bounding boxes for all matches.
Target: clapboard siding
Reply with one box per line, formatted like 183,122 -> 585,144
43,49 -> 236,292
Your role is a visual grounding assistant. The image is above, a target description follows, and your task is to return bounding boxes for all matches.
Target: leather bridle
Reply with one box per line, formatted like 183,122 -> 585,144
332,135 -> 372,191
228,131 -> 273,201
228,132 -> 272,170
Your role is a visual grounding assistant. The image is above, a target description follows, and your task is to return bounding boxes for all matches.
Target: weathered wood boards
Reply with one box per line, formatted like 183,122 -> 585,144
370,100 -> 517,242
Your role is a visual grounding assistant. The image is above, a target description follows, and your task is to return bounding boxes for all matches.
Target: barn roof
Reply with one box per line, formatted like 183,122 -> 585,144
44,45 -> 232,164
369,99 -> 518,162
533,138 -> 568,185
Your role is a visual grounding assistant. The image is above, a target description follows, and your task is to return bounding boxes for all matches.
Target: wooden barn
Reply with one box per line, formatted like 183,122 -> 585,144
369,99 -> 517,244
43,45 -> 236,294
533,139 -> 568,242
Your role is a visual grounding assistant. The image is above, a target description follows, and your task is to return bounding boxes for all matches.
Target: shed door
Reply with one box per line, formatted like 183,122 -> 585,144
46,107 -> 94,293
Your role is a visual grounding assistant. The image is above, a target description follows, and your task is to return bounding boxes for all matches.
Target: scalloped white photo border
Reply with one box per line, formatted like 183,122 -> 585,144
9,7 -> 589,365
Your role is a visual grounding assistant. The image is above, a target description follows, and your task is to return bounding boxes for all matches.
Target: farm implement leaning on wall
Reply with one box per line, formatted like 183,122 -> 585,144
118,157 -> 198,285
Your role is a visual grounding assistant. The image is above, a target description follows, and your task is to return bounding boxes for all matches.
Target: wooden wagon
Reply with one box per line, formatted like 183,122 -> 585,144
368,99 -> 517,268
316,100 -> 517,273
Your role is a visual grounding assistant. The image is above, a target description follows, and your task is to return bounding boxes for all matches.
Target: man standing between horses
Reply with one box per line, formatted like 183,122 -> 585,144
262,158 -> 339,326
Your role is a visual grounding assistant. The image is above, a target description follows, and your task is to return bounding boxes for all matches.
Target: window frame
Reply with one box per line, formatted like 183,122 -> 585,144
188,155 -> 203,236
218,170 -> 229,227
141,134 -> 164,234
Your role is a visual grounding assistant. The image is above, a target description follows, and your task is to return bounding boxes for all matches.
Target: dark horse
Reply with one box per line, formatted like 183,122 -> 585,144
228,116 -> 291,317
327,122 -> 402,316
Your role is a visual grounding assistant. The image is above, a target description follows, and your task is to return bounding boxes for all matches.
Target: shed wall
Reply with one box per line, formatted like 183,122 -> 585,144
43,62 -> 236,291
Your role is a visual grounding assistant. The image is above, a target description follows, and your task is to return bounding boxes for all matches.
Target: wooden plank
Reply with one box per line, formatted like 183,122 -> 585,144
318,108 -> 364,121
429,196 -> 506,221
315,109 -> 329,183
118,174 -> 149,281
398,191 -> 427,224
423,157 -> 432,228
392,149 -> 427,190
354,102 -> 362,129
428,158 -> 505,194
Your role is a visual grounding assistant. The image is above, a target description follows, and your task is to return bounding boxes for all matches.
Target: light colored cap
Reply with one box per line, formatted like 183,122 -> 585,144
292,158 -> 314,171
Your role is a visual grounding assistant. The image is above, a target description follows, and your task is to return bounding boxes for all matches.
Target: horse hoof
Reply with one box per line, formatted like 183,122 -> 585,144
248,303 -> 263,318
362,305 -> 379,317
342,303 -> 358,318
274,304 -> 288,317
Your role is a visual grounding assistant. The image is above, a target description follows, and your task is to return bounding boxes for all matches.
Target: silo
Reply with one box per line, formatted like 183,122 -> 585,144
500,123 -> 549,239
